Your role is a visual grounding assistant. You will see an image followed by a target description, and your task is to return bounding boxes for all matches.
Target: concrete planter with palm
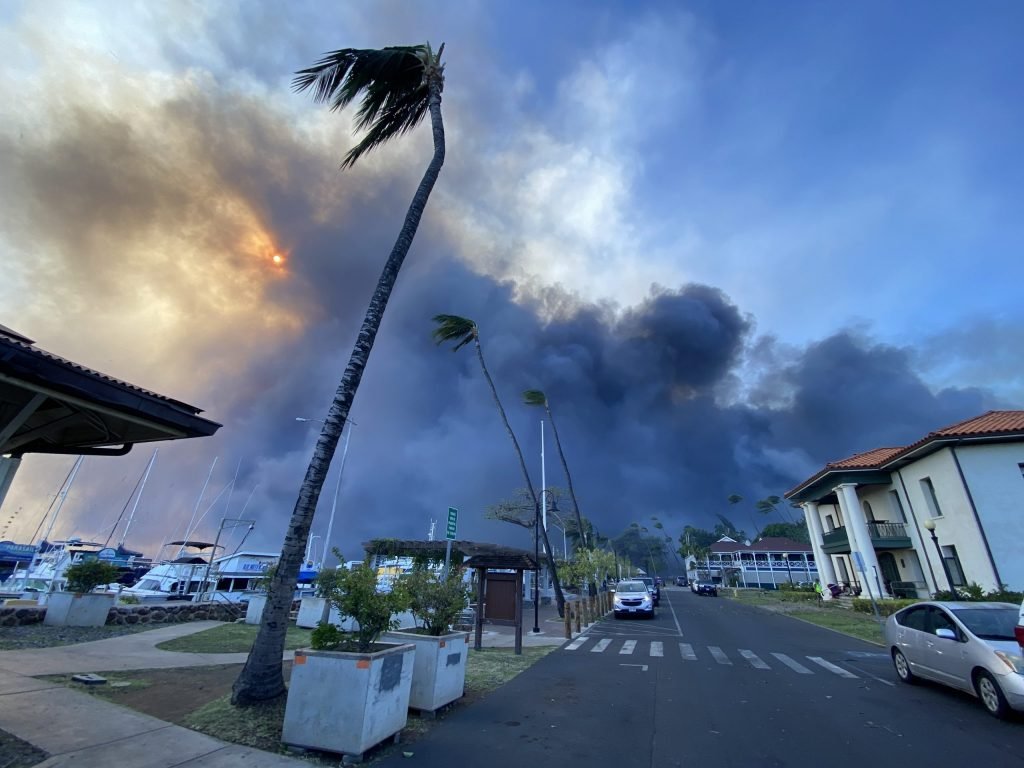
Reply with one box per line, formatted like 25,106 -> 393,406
232,42 -> 447,705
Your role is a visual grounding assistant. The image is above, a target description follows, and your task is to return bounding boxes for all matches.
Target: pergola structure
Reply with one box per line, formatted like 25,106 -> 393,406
364,539 -> 539,655
0,324 -> 221,509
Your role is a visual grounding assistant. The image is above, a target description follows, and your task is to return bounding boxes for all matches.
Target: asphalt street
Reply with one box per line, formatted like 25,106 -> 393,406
377,587 -> 1024,768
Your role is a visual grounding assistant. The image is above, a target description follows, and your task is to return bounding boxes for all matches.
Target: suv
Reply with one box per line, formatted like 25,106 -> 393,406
638,576 -> 660,606
675,576 -> 688,587
613,580 -> 655,619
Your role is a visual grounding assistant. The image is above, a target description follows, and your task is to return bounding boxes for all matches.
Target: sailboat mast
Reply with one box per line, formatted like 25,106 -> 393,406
179,457 -> 217,557
120,449 -> 157,548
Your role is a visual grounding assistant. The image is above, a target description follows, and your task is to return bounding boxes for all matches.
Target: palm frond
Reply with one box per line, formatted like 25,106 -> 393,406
523,389 -> 547,407
293,45 -> 433,168
431,314 -> 477,351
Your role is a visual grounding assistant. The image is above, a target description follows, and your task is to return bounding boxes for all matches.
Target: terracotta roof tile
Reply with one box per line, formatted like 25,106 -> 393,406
929,410 -> 1024,438
825,446 -> 905,470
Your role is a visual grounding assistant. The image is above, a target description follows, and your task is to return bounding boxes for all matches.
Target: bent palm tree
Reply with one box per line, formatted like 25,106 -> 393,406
432,314 -> 566,617
523,390 -> 587,548
232,43 -> 447,705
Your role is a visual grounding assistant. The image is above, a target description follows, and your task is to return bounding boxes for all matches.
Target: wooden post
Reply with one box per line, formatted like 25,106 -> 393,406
564,605 -> 572,639
575,601 -> 581,633
474,567 -> 485,651
590,595 -> 596,619
514,569 -> 523,656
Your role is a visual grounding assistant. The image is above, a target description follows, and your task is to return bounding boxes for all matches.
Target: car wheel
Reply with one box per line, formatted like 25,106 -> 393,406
892,649 -> 916,684
974,670 -> 1011,719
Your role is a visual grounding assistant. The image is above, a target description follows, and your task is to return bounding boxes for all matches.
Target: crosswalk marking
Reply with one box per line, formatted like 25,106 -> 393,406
739,649 -> 770,670
807,656 -> 858,679
771,653 -> 812,674
708,646 -> 732,665
565,639 -> 860,682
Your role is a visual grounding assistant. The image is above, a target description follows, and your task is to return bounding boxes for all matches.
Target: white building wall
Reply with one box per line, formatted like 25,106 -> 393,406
896,448 -> 999,591
951,442 -> 1024,591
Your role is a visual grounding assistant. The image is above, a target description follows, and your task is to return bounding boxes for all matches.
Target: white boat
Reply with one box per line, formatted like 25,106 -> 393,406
0,539 -> 151,596
121,541 -> 278,603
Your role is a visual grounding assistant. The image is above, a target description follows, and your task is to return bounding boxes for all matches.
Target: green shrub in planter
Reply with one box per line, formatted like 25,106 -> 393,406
312,564 -> 410,652
403,568 -> 469,636
64,561 -> 121,594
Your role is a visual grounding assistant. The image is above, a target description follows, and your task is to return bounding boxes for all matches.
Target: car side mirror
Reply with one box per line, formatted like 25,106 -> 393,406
934,628 -> 958,641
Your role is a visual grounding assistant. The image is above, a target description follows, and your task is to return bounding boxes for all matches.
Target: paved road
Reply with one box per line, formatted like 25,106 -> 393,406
377,587 -> 1023,767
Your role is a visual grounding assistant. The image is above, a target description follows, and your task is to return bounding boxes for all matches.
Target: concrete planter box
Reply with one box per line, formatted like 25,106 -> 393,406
382,629 -> 469,713
282,642 -> 415,759
295,597 -> 357,630
43,592 -> 115,627
244,595 -> 267,625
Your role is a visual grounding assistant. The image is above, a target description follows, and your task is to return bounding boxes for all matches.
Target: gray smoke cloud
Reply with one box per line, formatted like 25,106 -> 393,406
0,36 -> 1006,562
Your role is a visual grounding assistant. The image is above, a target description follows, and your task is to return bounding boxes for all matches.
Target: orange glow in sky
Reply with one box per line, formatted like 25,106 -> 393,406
272,254 -> 283,265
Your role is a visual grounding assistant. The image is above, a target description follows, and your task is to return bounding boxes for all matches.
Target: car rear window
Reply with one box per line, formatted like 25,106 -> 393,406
950,607 -> 1018,641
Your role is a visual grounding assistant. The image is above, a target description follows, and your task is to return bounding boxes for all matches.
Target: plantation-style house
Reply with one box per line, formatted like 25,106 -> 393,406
785,411 -> 1024,599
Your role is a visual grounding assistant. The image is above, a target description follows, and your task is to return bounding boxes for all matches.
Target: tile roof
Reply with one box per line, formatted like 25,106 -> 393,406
0,327 -> 197,412
786,410 -> 1024,499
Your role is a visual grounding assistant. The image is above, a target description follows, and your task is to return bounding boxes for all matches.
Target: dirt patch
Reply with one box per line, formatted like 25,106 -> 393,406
0,727 -> 48,768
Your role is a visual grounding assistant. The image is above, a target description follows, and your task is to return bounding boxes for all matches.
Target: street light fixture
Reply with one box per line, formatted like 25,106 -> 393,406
782,552 -> 793,584
922,518 -> 956,593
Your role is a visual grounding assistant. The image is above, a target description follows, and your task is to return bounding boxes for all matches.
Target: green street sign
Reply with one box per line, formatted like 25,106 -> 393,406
446,507 -> 458,540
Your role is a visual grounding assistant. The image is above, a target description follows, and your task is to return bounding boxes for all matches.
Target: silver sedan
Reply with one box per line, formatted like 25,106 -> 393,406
884,601 -> 1024,718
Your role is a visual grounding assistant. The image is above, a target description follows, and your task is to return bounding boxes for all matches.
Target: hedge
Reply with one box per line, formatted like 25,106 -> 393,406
851,598 -> 921,616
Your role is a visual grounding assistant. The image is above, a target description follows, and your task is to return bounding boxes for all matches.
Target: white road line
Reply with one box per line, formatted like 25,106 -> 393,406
620,640 -> 637,655
807,656 -> 858,679
665,591 -> 683,636
739,649 -> 770,670
650,641 -> 664,657
591,639 -> 612,653
565,637 -> 587,651
771,653 -> 813,674
679,643 -> 697,661
708,646 -> 732,665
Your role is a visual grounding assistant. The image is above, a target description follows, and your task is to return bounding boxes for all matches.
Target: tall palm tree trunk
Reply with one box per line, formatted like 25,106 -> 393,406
543,403 -> 587,549
231,79 -> 445,705
473,340 -> 566,617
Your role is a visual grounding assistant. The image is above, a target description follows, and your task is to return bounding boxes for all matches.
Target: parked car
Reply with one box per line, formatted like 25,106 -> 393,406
1016,597 -> 1024,650
637,576 -> 660,606
675,576 -> 688,587
694,580 -> 718,597
885,601 -> 1024,718
612,580 -> 655,620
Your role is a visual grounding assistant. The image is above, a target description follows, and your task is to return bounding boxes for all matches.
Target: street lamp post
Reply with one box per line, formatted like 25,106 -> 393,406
922,518 -> 956,594
782,553 -> 793,584
532,498 -> 541,634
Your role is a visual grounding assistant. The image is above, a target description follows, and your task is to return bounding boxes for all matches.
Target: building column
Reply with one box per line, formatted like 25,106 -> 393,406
835,483 -> 884,599
803,502 -> 836,598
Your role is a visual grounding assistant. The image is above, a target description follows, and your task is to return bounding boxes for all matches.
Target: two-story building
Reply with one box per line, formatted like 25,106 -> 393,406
706,536 -> 817,589
785,411 -> 1024,599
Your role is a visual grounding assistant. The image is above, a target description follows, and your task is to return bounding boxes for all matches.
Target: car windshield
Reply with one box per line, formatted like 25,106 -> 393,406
617,583 -> 647,594
950,607 -> 1018,640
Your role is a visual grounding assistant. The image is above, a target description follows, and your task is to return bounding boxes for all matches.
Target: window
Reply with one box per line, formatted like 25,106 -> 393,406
888,490 -> 908,523
862,500 -> 876,522
897,606 -> 929,631
926,607 -> 960,638
920,477 -> 943,518
1019,463 -> 1024,481
941,545 -> 966,587
825,514 -> 836,532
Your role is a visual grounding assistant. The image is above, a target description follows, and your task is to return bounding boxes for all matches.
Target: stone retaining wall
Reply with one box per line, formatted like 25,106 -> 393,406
1,601 -> 242,627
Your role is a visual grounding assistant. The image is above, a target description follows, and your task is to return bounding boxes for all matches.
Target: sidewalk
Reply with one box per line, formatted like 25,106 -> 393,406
0,606 -> 585,766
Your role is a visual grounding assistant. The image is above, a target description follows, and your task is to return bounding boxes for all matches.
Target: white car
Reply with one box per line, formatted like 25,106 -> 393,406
1016,597 -> 1024,650
885,601 -> 1024,718
613,580 -> 655,619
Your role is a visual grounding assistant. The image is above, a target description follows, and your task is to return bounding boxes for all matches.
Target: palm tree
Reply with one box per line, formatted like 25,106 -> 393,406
231,43 -> 447,706
523,390 -> 587,548
432,314 -> 566,617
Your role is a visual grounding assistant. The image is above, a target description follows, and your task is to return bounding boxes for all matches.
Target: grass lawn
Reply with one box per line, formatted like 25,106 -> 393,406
155,623 -> 313,654
787,609 -> 885,645
45,643 -> 554,763
0,623 -> 157,651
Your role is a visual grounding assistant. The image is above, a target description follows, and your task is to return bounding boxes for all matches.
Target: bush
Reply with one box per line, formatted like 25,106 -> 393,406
118,594 -> 140,605
778,582 -> 816,593
312,564 -> 410,653
63,560 -> 121,594
403,568 -> 469,636
932,583 -> 1023,603
851,598 -> 921,616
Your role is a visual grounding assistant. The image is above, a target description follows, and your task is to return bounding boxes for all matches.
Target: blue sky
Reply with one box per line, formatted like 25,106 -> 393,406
1,1 -> 1021,554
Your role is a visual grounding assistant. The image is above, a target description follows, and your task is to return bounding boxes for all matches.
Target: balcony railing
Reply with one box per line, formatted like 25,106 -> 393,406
821,522 -> 911,553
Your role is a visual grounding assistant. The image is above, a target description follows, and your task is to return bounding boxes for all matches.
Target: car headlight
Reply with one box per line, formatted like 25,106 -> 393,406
613,597 -> 624,606
994,651 -> 1024,675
